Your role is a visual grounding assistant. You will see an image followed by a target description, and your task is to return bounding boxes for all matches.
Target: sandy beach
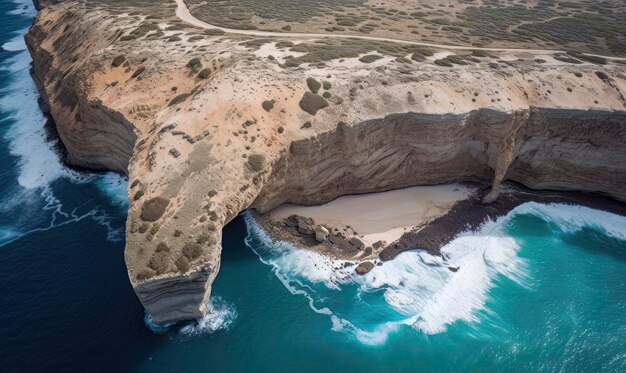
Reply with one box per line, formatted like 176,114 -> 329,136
269,184 -> 476,247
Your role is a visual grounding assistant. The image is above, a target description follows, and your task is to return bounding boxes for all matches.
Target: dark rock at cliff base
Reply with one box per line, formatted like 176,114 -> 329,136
355,261 -> 374,275
299,92 -> 328,115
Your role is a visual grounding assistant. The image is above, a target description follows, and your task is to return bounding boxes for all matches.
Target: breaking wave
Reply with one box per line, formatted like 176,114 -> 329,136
179,296 -> 238,336
144,296 -> 238,336
243,202 -> 626,345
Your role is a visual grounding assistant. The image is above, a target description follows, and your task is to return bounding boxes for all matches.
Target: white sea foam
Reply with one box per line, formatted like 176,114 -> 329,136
244,202 -> 625,345
179,296 -> 238,336
144,296 -> 238,336
512,202 -> 626,241
95,172 -> 129,210
0,31 -> 73,189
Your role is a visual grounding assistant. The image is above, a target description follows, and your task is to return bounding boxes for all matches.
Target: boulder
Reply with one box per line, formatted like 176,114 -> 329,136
355,261 -> 374,275
348,236 -> 365,250
314,225 -> 329,242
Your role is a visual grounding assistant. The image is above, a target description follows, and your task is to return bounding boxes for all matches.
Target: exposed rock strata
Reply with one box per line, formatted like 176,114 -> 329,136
26,1 -> 626,324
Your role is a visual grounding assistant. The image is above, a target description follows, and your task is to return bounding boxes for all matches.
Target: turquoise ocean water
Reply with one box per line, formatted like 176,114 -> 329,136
1,1 -> 625,371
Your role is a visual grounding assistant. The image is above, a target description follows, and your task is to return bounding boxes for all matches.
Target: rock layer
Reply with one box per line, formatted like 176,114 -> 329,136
26,0 -> 626,324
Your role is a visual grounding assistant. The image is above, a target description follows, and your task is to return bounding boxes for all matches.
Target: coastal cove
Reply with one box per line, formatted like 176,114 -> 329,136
1,0 -> 626,372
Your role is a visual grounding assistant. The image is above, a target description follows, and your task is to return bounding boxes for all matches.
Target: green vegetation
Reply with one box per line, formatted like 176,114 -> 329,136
187,57 -> 202,71
141,197 -> 169,222
149,251 -> 172,275
306,77 -> 321,94
359,54 -> 383,63
168,93 -> 191,106
299,92 -> 328,115
182,242 -> 203,261
285,39 -> 433,66
198,68 -> 212,79
262,100 -> 275,112
111,55 -> 125,67
567,51 -> 607,65
156,242 -> 170,253
248,154 -> 266,172
175,256 -> 190,272
136,268 -> 156,280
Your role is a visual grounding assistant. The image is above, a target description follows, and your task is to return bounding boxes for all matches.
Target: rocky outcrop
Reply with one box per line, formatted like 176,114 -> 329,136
26,1 -> 626,325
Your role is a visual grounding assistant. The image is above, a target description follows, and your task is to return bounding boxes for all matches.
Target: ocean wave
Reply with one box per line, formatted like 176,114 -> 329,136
511,202 -> 626,241
94,172 -> 129,210
144,296 -> 238,336
0,32 -> 73,190
117,202 -> 626,343
179,296 -> 238,336
243,202 -> 623,345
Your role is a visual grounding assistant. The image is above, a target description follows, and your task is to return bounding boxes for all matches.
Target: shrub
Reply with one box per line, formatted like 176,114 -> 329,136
359,54 -> 383,63
204,29 -> 225,35
182,242 -> 203,261
471,50 -> 489,58
322,81 -> 332,90
411,53 -> 426,62
567,51 -> 606,65
298,92 -> 328,115
156,242 -> 169,253
150,224 -> 160,235
149,251 -> 172,275
112,55 -> 125,67
434,59 -> 453,67
322,91 -> 331,99
136,269 -> 155,280
141,197 -> 169,222
187,57 -> 202,71
262,100 -> 275,112
168,93 -> 190,106
175,256 -> 190,273
198,68 -> 211,79
133,190 -> 144,201
196,235 -> 209,244
138,223 -> 149,234
306,77 -> 321,93
173,230 -> 182,237
248,154 -> 266,171
131,66 -> 145,79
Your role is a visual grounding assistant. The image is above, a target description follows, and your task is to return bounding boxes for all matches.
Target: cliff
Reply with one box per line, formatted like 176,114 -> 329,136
26,0 -> 626,324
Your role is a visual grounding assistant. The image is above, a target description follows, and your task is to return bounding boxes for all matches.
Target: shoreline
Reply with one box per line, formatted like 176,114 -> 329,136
254,181 -> 626,271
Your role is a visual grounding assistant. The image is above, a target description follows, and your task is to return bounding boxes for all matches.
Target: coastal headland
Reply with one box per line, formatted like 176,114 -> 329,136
26,0 -> 626,324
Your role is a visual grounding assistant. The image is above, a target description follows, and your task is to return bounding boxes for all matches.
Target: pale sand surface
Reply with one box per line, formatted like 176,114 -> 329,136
269,184 -> 476,245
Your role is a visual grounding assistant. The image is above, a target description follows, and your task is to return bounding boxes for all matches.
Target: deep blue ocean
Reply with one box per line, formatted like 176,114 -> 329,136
1,1 -> 625,372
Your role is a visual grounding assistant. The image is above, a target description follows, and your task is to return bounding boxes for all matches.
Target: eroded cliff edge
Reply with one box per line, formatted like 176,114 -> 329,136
27,0 -> 626,324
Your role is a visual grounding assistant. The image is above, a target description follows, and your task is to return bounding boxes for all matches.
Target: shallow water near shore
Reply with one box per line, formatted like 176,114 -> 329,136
1,2 -> 626,372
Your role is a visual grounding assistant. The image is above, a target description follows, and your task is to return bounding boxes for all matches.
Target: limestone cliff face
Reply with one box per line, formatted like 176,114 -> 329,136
27,1 -> 626,325
252,108 -> 626,211
26,2 -> 138,173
